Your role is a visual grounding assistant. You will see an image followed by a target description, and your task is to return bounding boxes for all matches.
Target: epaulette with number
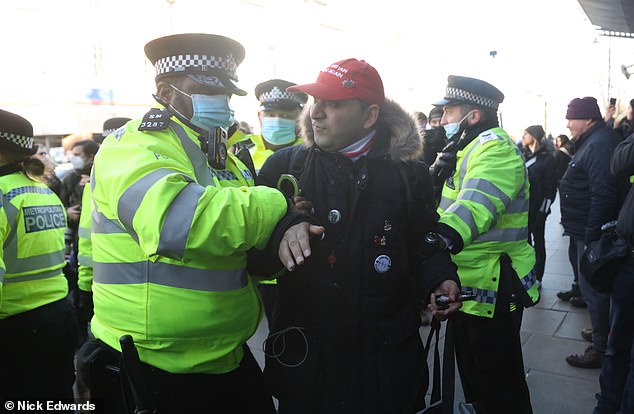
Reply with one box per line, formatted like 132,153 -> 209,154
138,108 -> 171,131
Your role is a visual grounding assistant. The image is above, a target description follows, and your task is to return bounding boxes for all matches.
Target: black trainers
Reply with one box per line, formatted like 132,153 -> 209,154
557,283 -> 581,302
570,296 -> 588,308
565,345 -> 603,369
581,328 -> 593,342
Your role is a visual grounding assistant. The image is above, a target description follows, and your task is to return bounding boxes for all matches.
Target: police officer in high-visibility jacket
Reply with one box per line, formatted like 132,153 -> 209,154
76,33 -> 311,413
0,109 -> 78,401
247,79 -> 307,173
76,117 -> 130,345
428,76 -> 539,414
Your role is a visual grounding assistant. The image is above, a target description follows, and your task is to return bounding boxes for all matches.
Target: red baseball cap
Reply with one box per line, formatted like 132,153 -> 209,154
287,58 -> 385,107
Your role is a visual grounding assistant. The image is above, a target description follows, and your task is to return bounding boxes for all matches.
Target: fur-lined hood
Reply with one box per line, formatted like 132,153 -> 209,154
298,98 -> 422,162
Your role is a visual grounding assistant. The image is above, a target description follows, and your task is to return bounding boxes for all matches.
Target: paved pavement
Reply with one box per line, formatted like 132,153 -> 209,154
247,198 -> 601,413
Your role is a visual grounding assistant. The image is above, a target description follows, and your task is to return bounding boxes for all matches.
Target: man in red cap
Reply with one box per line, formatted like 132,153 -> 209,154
250,58 -> 461,413
559,96 -> 625,369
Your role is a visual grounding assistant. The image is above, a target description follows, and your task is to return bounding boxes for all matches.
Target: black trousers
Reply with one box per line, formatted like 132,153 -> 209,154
0,297 -> 78,401
77,339 -> 275,414
452,265 -> 533,414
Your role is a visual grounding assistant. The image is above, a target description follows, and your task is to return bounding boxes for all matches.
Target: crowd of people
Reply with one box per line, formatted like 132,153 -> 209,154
0,31 -> 633,414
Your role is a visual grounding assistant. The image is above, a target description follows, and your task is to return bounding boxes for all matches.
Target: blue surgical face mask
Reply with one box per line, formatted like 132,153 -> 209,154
261,117 -> 297,145
170,84 -> 235,130
443,111 -> 472,141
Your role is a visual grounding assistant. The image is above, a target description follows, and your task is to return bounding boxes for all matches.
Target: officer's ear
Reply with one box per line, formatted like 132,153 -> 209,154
156,80 -> 175,104
468,109 -> 482,126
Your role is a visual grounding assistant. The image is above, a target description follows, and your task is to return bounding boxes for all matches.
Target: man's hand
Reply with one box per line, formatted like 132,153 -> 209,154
429,280 -> 462,321
278,222 -> 325,271
67,205 -> 81,222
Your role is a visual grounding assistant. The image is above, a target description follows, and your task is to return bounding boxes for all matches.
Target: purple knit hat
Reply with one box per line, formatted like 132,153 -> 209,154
566,97 -> 601,120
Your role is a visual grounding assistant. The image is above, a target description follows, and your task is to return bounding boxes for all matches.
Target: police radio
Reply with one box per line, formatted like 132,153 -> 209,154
201,127 -> 228,170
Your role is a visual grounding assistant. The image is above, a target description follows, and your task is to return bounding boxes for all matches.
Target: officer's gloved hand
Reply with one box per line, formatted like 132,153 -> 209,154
429,150 -> 457,186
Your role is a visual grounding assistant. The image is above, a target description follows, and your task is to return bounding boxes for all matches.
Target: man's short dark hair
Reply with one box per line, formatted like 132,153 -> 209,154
72,140 -> 100,158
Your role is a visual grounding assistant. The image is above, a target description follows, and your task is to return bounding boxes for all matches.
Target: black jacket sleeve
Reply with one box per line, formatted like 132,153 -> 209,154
247,148 -> 320,279
406,161 -> 460,303
543,152 -> 558,204
584,138 -> 619,243
611,133 -> 634,178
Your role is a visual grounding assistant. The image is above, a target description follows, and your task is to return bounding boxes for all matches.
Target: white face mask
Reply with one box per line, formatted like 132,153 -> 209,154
70,155 -> 85,171
443,111 -> 472,140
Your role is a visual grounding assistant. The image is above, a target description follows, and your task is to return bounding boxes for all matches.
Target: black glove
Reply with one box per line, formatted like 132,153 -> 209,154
429,150 -> 457,187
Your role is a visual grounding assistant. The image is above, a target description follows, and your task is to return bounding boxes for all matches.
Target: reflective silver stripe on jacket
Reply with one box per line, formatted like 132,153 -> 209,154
445,203 -> 478,241
78,254 -> 93,267
93,261 -> 248,292
170,121 -> 214,187
461,287 -> 497,304
157,182 -> 205,260
506,198 -> 530,214
457,190 -> 497,219
439,196 -> 453,211
78,226 -> 91,239
0,268 -> 4,284
118,168 -> 186,240
3,268 -> 62,284
476,227 -> 529,243
462,178 -> 511,208
91,210 -> 126,234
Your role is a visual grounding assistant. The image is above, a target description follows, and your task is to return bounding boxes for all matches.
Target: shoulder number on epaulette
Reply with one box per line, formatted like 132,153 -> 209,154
138,108 -> 170,131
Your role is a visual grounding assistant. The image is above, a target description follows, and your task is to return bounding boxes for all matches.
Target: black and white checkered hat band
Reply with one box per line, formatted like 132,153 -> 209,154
446,87 -> 499,109
154,53 -> 238,78
259,87 -> 304,106
0,131 -> 33,150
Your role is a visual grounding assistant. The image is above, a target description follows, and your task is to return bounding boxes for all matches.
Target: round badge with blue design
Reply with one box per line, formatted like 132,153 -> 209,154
374,254 -> 392,274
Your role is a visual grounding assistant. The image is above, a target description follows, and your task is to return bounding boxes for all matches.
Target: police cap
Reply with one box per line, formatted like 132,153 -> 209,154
102,117 -> 131,136
0,109 -> 36,155
144,33 -> 247,96
255,79 -> 308,111
434,75 -> 504,110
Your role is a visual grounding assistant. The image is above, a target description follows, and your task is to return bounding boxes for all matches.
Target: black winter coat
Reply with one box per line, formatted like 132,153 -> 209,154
524,144 -> 558,226
611,133 -> 634,247
553,146 -> 572,186
559,121 -> 622,243
253,99 -> 458,414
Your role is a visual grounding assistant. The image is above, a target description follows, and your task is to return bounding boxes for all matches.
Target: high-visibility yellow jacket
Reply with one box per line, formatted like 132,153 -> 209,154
90,107 -> 287,374
438,128 -> 539,318
248,134 -> 303,173
77,183 -> 93,292
0,171 -> 68,319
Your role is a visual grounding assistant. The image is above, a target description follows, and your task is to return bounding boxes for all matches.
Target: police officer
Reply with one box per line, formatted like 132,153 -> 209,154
249,79 -> 307,172
430,76 -> 539,414
0,109 -> 78,401
76,33 -> 307,413
76,117 -> 131,345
